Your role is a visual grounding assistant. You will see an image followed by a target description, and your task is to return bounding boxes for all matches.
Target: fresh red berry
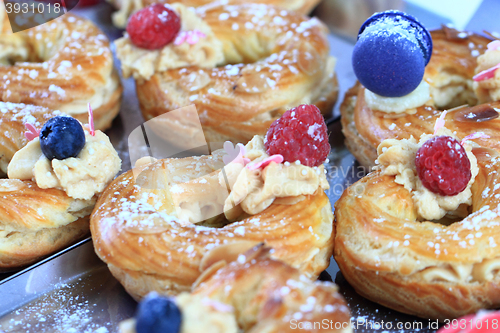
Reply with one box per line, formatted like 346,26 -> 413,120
415,136 -> 471,196
264,104 -> 330,167
126,4 -> 181,50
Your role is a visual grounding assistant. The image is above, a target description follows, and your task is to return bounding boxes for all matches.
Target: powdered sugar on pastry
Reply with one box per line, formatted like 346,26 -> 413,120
115,3 -> 224,80
376,126 -> 478,221
8,130 -> 121,200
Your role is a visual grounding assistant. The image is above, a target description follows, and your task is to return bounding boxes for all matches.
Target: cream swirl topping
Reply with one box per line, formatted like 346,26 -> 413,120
375,126 -> 478,221
220,135 -> 329,220
115,3 -> 224,81
364,80 -> 431,114
7,128 -> 121,200
473,40 -> 500,103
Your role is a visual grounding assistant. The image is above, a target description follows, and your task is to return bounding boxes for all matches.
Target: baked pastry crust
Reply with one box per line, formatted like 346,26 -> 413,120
0,101 -> 121,269
108,0 -> 322,28
0,11 -> 122,131
91,154 -> 334,300
124,3 -> 337,143
334,147 -> 500,320
340,28 -> 499,169
0,215 -> 89,271
0,103 -> 62,175
0,178 -> 94,270
120,245 -> 352,333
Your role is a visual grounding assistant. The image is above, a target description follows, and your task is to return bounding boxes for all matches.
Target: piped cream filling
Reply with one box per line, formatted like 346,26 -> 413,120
375,126 -> 478,221
220,135 -> 329,220
115,3 -> 224,81
8,129 -> 121,200
365,80 -> 431,114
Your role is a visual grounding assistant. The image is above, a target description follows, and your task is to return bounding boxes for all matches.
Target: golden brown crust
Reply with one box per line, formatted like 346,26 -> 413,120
0,12 -> 122,131
90,155 -> 334,300
0,178 -> 94,269
0,101 -> 119,269
119,246 -> 352,333
190,247 -> 352,333
0,217 -> 89,271
0,103 -> 60,175
334,147 -> 500,320
108,0 -> 322,28
340,29 -> 499,168
134,3 -> 337,143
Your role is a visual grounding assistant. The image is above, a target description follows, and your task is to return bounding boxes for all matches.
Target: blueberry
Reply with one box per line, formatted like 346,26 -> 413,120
135,294 -> 182,333
39,116 -> 85,160
352,10 -> 433,97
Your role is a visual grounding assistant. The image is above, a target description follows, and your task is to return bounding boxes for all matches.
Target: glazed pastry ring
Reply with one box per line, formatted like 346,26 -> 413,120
90,153 -> 334,300
334,146 -> 500,320
0,10 -> 122,131
0,103 -> 93,270
135,3 -> 338,143
120,245 -> 352,333
341,28 -> 500,169
108,0 -> 323,28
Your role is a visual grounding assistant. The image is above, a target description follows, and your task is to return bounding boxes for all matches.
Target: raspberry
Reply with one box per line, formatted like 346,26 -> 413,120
415,136 -> 471,196
264,104 -> 330,167
126,4 -> 181,50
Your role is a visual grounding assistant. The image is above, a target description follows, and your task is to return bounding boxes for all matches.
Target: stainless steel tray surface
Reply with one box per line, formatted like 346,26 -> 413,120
1,1 -> 497,332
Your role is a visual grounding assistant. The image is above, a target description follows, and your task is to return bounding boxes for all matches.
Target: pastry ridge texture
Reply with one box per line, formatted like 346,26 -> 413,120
132,3 -> 337,143
335,147 -> 500,320
91,154 -> 334,300
108,0 -> 323,28
0,10 -> 122,131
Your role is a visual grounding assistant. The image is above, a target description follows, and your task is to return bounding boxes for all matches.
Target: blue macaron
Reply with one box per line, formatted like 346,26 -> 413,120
352,10 -> 433,97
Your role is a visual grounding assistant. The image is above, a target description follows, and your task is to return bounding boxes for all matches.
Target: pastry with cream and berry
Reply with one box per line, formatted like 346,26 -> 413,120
90,104 -> 334,300
0,7 -> 122,131
334,112 -> 500,320
118,244 -> 352,333
340,10 -> 500,169
114,2 -> 338,144
0,105 -> 121,270
108,0 -> 323,29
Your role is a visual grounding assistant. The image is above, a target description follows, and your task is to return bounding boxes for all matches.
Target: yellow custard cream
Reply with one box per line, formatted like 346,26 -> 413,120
375,126 -> 478,221
365,80 -> 431,114
474,41 -> 500,103
119,294 -> 238,333
115,3 -> 224,81
8,130 -> 121,200
221,135 -> 329,219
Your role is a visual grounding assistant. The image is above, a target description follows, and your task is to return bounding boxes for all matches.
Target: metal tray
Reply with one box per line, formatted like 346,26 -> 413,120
1,1 -> 497,332
0,119 -> 434,333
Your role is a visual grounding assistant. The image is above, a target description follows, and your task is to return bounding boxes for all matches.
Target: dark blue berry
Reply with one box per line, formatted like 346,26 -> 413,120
135,294 -> 182,333
39,116 -> 85,160
352,10 -> 433,97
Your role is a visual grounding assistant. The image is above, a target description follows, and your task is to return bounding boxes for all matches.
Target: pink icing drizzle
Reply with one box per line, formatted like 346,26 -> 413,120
461,132 -> 490,146
434,110 -> 448,135
201,298 -> 233,313
472,41 -> 500,82
24,123 -> 40,141
487,40 -> 500,51
246,155 -> 284,171
173,30 -> 206,46
222,142 -> 248,165
473,63 -> 500,82
88,103 -> 95,136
